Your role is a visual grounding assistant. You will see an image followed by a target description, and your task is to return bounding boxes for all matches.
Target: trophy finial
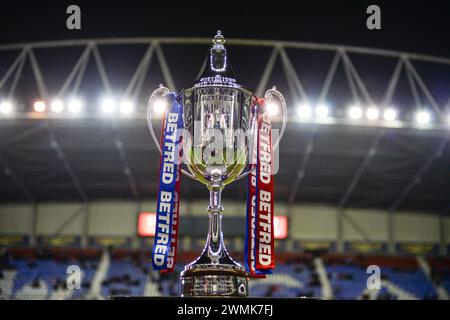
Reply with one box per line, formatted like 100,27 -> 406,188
195,30 -> 237,82
213,30 -> 226,46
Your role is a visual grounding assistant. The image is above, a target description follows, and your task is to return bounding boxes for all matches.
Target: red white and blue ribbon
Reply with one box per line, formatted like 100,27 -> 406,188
245,98 -> 275,277
152,93 -> 183,272
244,112 -> 264,277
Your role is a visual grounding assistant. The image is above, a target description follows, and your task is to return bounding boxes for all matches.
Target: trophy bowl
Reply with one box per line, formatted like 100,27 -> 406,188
147,31 -> 287,297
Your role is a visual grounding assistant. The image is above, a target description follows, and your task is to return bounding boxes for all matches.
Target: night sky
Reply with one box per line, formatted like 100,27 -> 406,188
0,0 -> 449,57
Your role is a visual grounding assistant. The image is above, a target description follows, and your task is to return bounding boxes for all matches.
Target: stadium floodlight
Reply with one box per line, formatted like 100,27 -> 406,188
297,102 -> 312,119
315,104 -> 329,118
153,98 -> 167,114
0,101 -> 13,114
50,100 -> 64,113
347,105 -> 363,120
415,110 -> 431,125
119,100 -> 134,115
101,97 -> 116,114
266,102 -> 279,116
34,101 -> 46,113
68,99 -> 82,113
383,108 -> 397,121
366,107 -> 380,120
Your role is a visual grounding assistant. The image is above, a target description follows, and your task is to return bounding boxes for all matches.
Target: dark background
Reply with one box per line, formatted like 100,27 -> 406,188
0,0 -> 449,57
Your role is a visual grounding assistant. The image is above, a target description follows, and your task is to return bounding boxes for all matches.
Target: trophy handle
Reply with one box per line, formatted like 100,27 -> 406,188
234,86 -> 287,182
264,86 -> 287,152
147,85 -> 197,180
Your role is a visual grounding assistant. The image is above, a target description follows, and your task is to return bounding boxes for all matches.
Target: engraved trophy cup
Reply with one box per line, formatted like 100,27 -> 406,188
148,31 -> 287,297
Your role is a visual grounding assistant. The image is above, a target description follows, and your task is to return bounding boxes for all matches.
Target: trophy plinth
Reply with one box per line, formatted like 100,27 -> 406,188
181,265 -> 249,297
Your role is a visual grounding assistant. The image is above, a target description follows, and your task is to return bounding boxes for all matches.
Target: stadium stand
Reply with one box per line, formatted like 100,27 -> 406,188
323,254 -> 438,300
427,257 -> 450,299
0,248 -> 99,300
101,250 -> 150,297
1,248 -> 448,300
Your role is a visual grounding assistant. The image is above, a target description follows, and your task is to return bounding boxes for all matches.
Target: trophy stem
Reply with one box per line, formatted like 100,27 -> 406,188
206,174 -> 224,262
180,171 -> 249,296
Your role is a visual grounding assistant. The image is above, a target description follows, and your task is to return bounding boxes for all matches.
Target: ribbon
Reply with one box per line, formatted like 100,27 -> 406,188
244,113 -> 265,278
254,110 -> 275,271
161,148 -> 182,274
245,98 -> 275,276
152,93 -> 183,272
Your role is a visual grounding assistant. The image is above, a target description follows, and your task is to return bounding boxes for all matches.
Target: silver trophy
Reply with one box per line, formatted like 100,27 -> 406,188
148,31 -> 287,297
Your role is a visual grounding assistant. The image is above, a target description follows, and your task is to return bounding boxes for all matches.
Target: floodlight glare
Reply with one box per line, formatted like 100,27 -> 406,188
120,100 -> 134,115
315,104 -> 329,118
383,108 -> 397,121
366,107 -> 380,120
266,102 -> 279,116
348,105 -> 363,120
415,110 -> 431,125
153,98 -> 167,114
68,100 -> 82,113
50,100 -> 64,113
0,101 -> 13,114
297,103 -> 312,119
34,101 -> 46,113
101,98 -> 116,114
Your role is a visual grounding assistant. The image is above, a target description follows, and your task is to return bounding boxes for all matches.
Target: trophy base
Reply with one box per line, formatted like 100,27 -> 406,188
181,264 -> 249,297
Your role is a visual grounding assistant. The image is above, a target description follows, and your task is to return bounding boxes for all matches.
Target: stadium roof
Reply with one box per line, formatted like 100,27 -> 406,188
0,38 -> 449,215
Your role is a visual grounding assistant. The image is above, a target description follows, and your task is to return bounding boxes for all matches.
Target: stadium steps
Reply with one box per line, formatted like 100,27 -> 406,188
358,280 -> 418,300
87,249 -> 110,299
0,270 -> 16,299
435,286 -> 449,300
49,287 -> 73,300
14,279 -> 49,300
380,280 -> 417,300
417,256 -> 449,300
313,257 -> 333,299
417,256 -> 431,278
144,271 -> 161,297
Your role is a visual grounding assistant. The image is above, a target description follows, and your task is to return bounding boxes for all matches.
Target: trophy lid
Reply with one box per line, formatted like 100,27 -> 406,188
194,31 -> 240,87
